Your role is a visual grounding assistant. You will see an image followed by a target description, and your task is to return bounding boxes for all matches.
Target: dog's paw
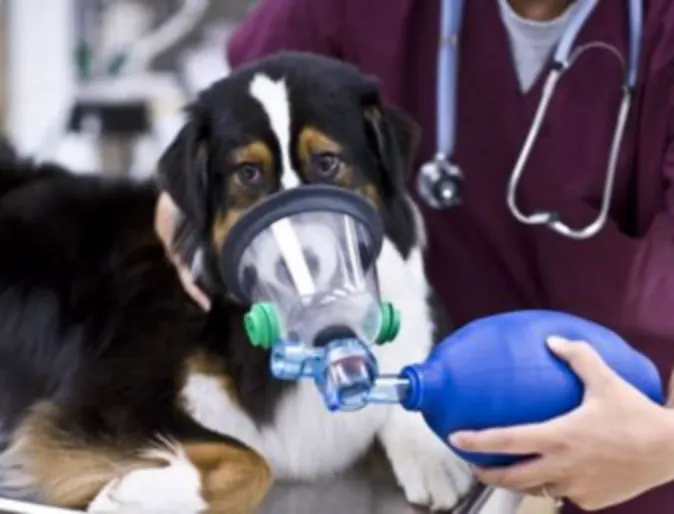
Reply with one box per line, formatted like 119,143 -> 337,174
378,409 -> 474,511
87,450 -> 207,513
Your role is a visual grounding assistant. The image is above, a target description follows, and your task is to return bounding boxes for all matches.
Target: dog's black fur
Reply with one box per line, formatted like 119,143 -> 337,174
0,152 -> 279,509
0,52 -> 449,511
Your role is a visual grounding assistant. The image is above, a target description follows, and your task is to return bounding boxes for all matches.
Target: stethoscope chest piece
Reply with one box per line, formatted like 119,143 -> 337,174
417,154 -> 463,209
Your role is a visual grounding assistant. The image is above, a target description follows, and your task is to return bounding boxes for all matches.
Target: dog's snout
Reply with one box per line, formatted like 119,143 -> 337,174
272,249 -> 321,283
241,265 -> 259,293
313,324 -> 358,347
304,250 -> 320,275
274,259 -> 291,283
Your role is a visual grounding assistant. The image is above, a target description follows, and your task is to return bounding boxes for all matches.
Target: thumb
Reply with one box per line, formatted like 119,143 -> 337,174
177,264 -> 212,312
546,336 -> 616,392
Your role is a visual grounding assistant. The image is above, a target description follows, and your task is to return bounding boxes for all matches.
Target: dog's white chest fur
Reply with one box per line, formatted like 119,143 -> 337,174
181,238 -> 431,480
177,230 -> 518,513
183,375 -> 389,479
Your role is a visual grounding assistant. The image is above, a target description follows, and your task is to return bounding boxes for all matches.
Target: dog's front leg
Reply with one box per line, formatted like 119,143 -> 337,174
87,417 -> 272,514
373,322 -> 524,513
372,313 -> 475,511
377,405 -> 474,510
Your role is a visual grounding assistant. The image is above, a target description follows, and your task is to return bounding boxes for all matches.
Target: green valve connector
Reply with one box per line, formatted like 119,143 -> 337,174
376,301 -> 401,345
244,302 -> 280,349
245,300 -> 399,348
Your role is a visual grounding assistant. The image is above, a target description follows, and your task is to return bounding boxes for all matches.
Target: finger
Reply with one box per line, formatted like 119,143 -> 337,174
546,336 -> 615,392
471,457 -> 557,491
450,423 -> 560,455
526,484 -> 567,508
178,265 -> 212,311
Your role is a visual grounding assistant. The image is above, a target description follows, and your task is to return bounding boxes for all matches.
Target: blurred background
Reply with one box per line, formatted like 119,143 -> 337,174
0,0 -> 255,177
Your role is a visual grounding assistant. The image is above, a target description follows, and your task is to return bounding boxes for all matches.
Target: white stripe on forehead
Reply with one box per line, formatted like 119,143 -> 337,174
248,73 -> 302,189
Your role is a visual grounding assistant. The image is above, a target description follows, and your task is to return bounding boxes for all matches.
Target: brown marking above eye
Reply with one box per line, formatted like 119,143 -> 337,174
210,142 -> 275,253
232,141 -> 274,170
230,141 -> 274,191
297,126 -> 342,158
297,126 -> 354,185
360,182 -> 381,209
297,125 -> 383,209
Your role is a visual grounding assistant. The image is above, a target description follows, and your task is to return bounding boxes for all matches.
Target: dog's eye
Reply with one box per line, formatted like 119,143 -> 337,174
312,152 -> 342,179
234,163 -> 264,186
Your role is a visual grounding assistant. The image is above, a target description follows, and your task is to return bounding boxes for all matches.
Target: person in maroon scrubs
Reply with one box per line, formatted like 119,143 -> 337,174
226,1 -> 674,512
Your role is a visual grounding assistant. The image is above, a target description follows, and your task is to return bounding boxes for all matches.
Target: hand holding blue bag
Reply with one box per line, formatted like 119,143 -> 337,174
398,310 -> 664,467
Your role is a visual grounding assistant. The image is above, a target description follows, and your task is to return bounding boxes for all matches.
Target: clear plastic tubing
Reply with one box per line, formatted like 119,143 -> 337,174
364,374 -> 411,404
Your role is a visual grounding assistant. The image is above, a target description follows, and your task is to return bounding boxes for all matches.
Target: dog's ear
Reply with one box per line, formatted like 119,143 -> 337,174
156,108 -> 209,231
363,102 -> 421,201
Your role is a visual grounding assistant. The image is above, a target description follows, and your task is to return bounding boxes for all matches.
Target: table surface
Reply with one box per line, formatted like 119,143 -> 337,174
0,460 -> 438,514
257,463 -> 419,514
0,449 -> 489,514
256,448 -> 489,514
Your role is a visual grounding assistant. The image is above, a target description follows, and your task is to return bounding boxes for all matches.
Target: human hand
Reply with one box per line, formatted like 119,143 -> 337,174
154,192 -> 211,311
449,337 -> 674,511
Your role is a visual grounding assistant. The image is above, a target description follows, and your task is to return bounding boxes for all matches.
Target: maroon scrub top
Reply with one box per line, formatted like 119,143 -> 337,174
228,1 -> 674,512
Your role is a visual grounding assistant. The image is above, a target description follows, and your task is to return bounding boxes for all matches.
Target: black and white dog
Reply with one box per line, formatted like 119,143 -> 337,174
0,52 -> 517,513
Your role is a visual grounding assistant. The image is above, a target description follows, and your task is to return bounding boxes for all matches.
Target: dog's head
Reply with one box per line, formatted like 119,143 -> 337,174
155,52 -> 421,308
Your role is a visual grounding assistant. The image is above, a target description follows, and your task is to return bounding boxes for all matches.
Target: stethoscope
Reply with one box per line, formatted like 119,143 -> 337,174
417,0 -> 643,240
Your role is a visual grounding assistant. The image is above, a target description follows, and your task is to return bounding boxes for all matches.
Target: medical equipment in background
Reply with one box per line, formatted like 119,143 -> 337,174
35,0 -> 209,176
417,0 -> 643,240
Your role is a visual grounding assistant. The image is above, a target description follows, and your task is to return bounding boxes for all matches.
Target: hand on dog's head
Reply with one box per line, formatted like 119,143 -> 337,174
155,192 -> 212,311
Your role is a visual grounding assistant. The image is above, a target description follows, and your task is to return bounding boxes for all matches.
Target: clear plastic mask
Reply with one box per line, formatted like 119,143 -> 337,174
219,186 -> 401,412
219,186 -> 386,348
236,209 -> 382,346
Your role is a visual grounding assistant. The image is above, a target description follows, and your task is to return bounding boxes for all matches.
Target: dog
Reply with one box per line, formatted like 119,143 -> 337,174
0,52 -> 516,513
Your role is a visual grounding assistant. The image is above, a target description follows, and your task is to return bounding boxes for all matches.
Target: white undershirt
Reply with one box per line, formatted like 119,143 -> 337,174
497,0 -> 578,92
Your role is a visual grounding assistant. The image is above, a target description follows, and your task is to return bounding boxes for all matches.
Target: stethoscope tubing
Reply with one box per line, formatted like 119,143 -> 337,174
425,0 -> 643,240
